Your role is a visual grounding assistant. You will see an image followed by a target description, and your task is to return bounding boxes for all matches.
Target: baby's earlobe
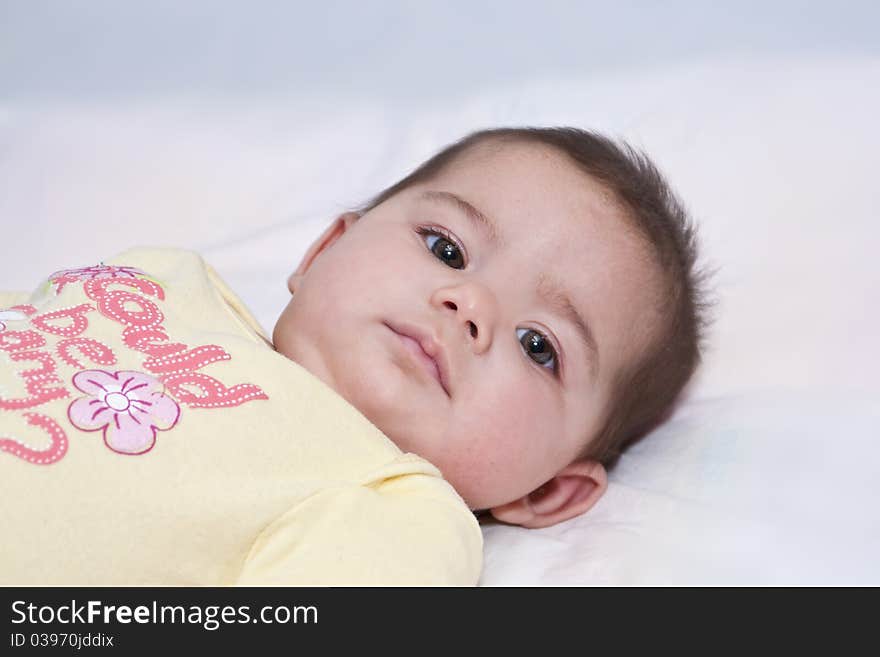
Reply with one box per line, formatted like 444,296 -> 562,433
488,498 -> 534,526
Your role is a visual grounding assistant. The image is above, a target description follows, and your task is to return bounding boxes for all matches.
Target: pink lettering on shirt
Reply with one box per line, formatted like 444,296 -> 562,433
162,371 -> 268,409
56,337 -> 117,369
83,275 -> 165,306
30,303 -> 95,338
7,304 -> 38,316
122,325 -> 187,358
143,344 -> 231,376
0,412 -> 68,465
0,349 -> 69,410
0,329 -> 46,353
91,289 -> 163,330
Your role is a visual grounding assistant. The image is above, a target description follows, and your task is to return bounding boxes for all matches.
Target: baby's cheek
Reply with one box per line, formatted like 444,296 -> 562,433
496,375 -> 562,439
453,382 -> 561,504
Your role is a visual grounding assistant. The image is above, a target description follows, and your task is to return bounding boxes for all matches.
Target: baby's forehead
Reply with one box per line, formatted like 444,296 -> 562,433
439,140 -> 622,219
415,141 -> 638,256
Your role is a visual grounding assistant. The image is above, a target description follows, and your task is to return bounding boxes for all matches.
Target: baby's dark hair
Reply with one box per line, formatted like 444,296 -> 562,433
353,126 -> 716,471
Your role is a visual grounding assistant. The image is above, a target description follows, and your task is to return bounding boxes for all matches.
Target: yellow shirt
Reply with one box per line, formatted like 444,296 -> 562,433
0,247 -> 482,585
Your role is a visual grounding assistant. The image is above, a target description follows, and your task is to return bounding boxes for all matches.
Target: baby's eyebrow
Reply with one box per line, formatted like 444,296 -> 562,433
421,190 -> 503,247
537,272 -> 600,381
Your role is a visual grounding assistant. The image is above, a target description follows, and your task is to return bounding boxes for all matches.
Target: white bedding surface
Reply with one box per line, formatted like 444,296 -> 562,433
2,53 -> 878,584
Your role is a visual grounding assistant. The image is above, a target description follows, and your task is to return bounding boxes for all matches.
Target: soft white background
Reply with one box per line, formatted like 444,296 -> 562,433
2,1 -> 878,584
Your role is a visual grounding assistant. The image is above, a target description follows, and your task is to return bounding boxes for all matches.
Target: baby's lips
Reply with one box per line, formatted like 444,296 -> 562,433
399,332 -> 444,389
384,320 -> 452,397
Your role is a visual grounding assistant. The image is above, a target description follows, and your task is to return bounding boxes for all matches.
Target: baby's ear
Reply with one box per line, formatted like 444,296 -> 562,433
489,459 -> 607,529
288,212 -> 361,293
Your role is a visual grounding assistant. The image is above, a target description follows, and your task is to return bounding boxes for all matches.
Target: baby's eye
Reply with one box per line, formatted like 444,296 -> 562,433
516,327 -> 559,375
417,227 -> 466,269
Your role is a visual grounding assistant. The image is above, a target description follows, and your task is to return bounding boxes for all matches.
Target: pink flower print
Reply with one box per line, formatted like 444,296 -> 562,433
48,264 -> 149,295
67,369 -> 181,455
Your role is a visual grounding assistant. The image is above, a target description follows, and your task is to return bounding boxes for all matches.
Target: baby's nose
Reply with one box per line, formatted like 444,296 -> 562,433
433,284 -> 496,353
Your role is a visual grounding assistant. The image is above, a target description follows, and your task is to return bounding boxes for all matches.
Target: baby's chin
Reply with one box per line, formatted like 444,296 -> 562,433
271,322 -> 311,368
270,327 -> 334,390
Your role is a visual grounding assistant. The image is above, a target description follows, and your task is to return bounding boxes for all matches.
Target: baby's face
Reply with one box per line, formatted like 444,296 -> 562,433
273,140 -> 663,512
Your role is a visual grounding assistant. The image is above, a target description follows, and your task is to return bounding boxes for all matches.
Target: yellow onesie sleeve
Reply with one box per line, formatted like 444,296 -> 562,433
237,473 -> 483,586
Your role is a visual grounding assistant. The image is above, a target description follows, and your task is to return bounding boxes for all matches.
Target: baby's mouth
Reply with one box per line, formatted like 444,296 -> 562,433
384,322 -> 450,397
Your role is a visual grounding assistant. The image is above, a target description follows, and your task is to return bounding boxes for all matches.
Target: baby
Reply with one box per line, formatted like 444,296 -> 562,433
0,126 -> 709,585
